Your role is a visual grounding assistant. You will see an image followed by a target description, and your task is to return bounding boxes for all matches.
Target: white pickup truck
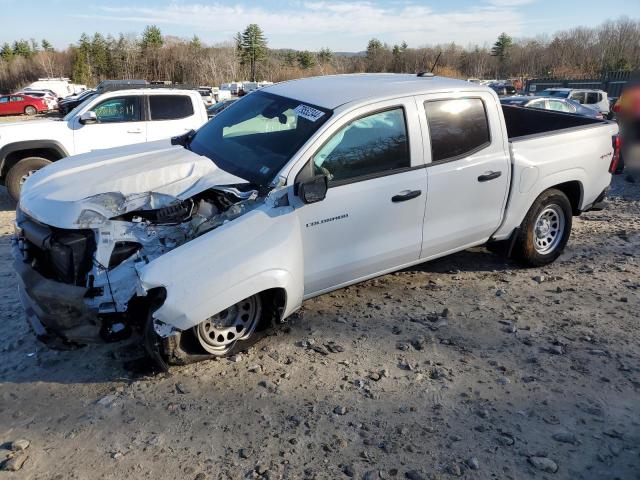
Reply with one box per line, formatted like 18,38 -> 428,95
0,88 -> 208,201
13,74 -> 620,369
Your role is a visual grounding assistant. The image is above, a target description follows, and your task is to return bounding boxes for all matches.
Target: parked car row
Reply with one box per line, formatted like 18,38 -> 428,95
2,77 -> 274,119
500,96 -> 605,119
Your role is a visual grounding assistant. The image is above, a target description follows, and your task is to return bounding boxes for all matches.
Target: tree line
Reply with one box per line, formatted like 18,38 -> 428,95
1,17 -> 638,93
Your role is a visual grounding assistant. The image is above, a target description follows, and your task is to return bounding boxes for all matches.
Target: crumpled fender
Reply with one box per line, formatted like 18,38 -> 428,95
138,204 -> 303,331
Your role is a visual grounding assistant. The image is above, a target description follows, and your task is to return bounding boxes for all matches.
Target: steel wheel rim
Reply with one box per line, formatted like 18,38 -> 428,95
195,295 -> 261,355
19,169 -> 38,186
533,204 -> 565,254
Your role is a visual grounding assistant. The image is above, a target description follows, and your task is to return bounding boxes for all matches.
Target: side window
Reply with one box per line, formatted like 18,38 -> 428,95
93,96 -> 141,123
149,95 -> 194,120
10,96 -> 23,102
585,92 -> 599,104
0,97 -> 8,103
570,92 -> 585,104
528,100 -> 547,110
424,98 -> 490,163
548,100 -> 566,112
312,108 -> 410,184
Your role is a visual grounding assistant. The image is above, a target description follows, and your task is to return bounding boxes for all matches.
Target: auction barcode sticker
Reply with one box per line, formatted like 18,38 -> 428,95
293,104 -> 325,122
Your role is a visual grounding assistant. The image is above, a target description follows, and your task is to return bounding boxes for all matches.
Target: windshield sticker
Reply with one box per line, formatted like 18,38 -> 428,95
293,104 -> 325,122
259,166 -> 271,175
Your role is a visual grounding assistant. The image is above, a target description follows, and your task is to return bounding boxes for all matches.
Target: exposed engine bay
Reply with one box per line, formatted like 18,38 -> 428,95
14,184 -> 266,352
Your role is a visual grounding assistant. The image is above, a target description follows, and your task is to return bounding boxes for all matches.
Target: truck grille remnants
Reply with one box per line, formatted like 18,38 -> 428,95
19,215 -> 95,287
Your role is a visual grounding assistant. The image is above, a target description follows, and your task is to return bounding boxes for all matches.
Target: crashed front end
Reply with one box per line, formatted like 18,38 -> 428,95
12,185 -> 263,359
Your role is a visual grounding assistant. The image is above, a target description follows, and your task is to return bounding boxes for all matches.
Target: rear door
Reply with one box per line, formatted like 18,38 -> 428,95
146,94 -> 198,141
415,91 -> 511,259
0,96 -> 10,115
8,96 -> 25,115
72,95 -> 147,153
292,98 -> 427,296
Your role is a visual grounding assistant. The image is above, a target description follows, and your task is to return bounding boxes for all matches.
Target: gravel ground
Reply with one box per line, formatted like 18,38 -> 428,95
0,168 -> 639,479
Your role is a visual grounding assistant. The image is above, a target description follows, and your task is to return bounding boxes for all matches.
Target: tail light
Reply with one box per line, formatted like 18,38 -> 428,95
612,102 -> 621,113
609,134 -> 621,174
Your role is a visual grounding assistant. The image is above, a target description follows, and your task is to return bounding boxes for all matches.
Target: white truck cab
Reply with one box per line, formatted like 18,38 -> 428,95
13,74 -> 619,369
0,88 -> 209,200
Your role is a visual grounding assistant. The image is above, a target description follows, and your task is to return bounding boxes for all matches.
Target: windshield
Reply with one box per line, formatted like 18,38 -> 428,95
538,90 -> 569,98
63,93 -> 98,121
189,91 -> 332,185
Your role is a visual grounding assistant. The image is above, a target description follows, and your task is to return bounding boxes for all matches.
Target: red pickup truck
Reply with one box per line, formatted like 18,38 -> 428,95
0,94 -> 48,116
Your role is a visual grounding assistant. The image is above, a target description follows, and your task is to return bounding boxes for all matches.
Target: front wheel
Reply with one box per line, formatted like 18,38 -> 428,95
5,156 -> 52,201
512,189 -> 572,267
194,294 -> 263,356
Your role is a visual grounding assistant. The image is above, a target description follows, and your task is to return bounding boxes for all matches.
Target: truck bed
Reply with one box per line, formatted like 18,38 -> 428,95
492,104 -> 619,242
501,104 -> 606,141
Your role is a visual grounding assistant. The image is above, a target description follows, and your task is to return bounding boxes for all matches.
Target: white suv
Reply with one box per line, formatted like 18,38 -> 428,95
538,88 -> 610,115
0,88 -> 209,200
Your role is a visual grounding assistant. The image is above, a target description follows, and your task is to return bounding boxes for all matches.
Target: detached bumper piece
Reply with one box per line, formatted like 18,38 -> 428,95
13,242 -> 101,346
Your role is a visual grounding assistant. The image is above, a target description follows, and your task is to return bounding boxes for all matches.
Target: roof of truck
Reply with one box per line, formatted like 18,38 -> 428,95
263,73 -> 488,109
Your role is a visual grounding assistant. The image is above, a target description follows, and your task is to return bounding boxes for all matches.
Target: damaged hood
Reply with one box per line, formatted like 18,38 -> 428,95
19,140 -> 247,228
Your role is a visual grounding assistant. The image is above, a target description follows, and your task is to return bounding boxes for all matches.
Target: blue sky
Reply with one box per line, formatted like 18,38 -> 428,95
1,0 -> 638,51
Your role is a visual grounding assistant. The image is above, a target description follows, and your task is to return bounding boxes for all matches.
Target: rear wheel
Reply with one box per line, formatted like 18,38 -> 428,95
5,156 -> 52,201
512,189 -> 572,267
194,294 -> 262,356
24,105 -> 37,116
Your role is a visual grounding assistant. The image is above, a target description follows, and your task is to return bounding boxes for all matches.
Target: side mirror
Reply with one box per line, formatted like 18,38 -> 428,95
296,175 -> 328,204
79,111 -> 97,124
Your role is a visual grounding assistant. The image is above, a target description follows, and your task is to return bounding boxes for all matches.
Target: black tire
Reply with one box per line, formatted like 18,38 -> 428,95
24,105 -> 37,116
512,188 -> 572,267
5,156 -> 52,201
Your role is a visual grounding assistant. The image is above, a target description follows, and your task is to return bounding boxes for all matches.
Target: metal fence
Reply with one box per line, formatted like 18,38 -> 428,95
524,71 -> 633,99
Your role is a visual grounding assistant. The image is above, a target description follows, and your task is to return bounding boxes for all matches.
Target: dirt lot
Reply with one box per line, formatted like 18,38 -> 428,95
0,169 -> 639,479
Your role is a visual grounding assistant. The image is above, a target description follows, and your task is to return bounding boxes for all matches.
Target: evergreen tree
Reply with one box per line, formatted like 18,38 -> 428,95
190,35 -> 202,49
12,39 -> 32,57
91,33 -> 111,78
282,50 -> 296,67
41,39 -> 54,52
297,51 -> 316,69
491,32 -> 513,77
236,24 -> 268,81
72,49 -> 92,85
0,42 -> 13,60
141,25 -> 163,49
317,47 -> 333,64
491,33 -> 513,63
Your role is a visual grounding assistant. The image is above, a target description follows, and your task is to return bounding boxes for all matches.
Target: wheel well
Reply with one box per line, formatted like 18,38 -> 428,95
158,288 -> 289,365
550,181 -> 582,215
1,148 -> 64,179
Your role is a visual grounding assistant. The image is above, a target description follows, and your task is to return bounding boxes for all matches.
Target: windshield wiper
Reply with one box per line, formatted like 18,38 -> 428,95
171,129 -> 196,150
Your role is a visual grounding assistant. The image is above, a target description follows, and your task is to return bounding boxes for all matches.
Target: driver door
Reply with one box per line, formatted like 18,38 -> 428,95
293,98 -> 427,296
72,95 -> 147,154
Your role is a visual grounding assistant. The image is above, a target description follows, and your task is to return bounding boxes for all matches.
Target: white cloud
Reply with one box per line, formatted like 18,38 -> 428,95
71,1 -> 532,50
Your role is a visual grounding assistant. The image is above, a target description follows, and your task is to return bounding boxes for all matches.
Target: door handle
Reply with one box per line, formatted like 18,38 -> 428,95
127,128 -> 143,134
392,190 -> 422,202
478,171 -> 502,182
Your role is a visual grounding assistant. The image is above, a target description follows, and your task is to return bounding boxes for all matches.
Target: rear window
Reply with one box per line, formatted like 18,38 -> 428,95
149,95 -> 194,120
424,98 -> 490,163
585,92 -> 600,104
